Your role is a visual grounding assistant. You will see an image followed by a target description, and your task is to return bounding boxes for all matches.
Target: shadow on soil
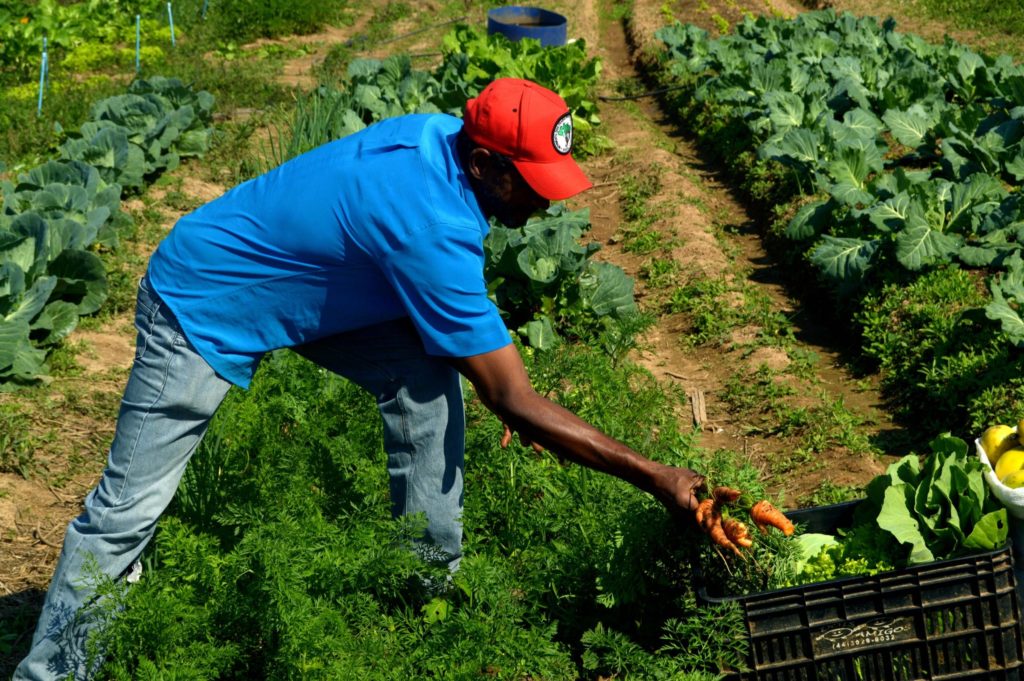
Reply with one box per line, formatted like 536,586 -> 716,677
1,588 -> 44,677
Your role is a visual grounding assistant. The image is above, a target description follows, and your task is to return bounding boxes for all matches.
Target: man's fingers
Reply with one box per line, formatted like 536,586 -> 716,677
501,423 -> 545,453
681,472 -> 706,512
519,432 -> 544,453
695,498 -> 715,526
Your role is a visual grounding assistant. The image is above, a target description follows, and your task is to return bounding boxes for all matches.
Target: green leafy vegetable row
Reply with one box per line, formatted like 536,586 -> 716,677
440,25 -> 607,156
648,9 -> 1024,433
486,205 -> 637,349
1,158 -> 124,383
0,0 -> 169,80
280,25 -> 607,160
1,76 -> 214,385
658,10 -> 1024,299
58,77 -> 215,192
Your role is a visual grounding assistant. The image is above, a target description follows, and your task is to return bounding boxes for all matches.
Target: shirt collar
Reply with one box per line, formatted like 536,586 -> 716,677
452,131 -> 490,238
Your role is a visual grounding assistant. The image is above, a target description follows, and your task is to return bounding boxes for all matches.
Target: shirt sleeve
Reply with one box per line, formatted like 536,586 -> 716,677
380,222 -> 512,358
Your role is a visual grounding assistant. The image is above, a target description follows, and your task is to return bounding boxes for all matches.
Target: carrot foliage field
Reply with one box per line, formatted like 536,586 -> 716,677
88,345 -> 755,680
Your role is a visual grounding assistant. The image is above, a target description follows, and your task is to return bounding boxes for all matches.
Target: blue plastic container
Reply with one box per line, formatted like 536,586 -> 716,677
486,6 -> 568,47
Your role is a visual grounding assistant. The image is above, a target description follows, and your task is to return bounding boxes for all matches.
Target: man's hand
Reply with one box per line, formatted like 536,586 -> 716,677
648,463 -> 705,514
696,485 -> 752,556
500,422 -> 544,453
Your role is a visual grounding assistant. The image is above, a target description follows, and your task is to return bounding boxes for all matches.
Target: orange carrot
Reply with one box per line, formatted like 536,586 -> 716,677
750,500 -> 794,536
713,486 -> 742,504
695,498 -> 716,527
707,511 -> 741,555
722,518 -> 753,548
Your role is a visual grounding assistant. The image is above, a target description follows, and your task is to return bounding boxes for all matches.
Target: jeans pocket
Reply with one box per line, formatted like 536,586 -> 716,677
137,276 -> 158,312
134,282 -> 162,362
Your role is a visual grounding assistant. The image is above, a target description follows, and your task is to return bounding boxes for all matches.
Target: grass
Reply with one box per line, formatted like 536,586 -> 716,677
719,359 -> 879,469
797,480 -> 862,508
779,394 -> 875,453
604,0 -> 635,23
615,170 -> 668,255
0,403 -> 38,477
0,75 -> 126,173
639,257 -> 680,288
202,108 -> 293,186
177,0 -> 351,44
911,0 -> 1024,59
609,76 -> 648,99
667,274 -> 795,350
0,381 -> 114,484
721,364 -> 795,419
158,47 -> 298,112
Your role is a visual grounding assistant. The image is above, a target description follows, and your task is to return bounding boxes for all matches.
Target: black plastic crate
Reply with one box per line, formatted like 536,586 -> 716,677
695,501 -> 1024,680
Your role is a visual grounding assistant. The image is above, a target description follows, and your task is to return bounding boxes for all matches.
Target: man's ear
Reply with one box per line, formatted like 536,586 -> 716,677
466,146 -> 494,182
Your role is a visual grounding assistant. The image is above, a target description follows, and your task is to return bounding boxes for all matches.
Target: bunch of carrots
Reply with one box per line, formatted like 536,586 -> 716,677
696,486 -> 794,556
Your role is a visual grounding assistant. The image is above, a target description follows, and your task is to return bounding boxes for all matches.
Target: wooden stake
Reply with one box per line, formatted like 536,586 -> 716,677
689,389 -> 707,428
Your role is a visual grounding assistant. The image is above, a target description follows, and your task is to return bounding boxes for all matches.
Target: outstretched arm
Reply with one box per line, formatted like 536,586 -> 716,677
449,343 -> 705,514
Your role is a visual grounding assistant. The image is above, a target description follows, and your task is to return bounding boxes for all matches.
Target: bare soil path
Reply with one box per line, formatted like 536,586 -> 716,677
582,0 -> 899,503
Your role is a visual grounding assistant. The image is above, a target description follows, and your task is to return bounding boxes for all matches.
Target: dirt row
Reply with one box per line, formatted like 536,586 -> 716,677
596,0 -> 901,496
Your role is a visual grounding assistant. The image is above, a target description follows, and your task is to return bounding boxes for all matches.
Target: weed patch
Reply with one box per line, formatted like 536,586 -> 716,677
616,171 -> 667,255
0,402 -> 37,476
857,267 -> 1024,433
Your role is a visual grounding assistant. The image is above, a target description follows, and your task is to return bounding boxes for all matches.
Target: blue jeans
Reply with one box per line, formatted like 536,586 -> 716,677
14,277 -> 465,681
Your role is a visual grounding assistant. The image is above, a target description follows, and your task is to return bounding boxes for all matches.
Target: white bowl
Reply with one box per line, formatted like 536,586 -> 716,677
976,433 -> 1024,519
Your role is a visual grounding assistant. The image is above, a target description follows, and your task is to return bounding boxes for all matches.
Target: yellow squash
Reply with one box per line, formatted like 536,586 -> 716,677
995,446 -> 1024,482
1002,469 -> 1024,489
981,424 -> 1018,466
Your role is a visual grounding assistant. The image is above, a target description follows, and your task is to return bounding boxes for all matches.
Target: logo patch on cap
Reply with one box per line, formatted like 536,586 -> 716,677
552,113 -> 573,155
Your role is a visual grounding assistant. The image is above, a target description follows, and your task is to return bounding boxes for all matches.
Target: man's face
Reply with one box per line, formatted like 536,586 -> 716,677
471,152 -> 551,228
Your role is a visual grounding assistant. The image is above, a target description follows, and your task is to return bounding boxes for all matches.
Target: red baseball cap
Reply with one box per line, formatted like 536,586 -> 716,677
463,78 -> 593,201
